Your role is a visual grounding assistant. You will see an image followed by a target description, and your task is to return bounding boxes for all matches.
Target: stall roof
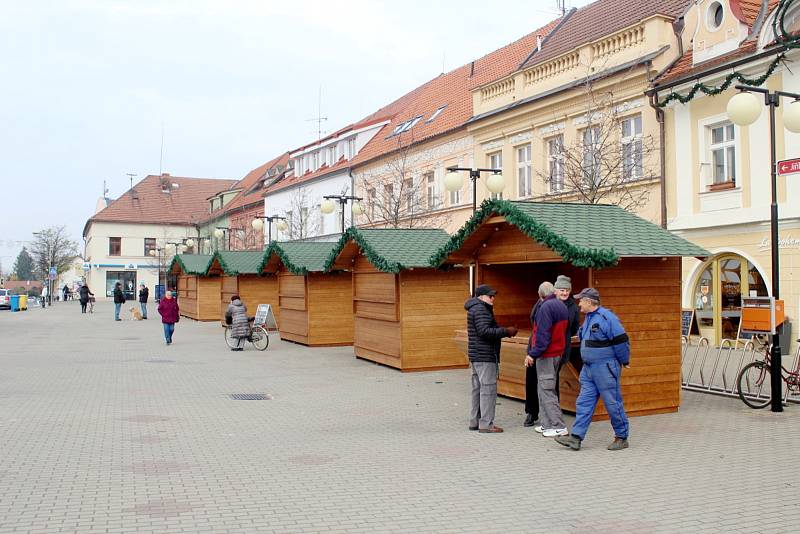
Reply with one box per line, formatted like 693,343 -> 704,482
259,241 -> 339,275
431,200 -> 710,269
325,227 -> 452,273
209,250 -> 267,276
170,254 -> 213,275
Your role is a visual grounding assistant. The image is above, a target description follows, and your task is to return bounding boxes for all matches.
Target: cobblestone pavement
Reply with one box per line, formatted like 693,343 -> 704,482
0,302 -> 797,533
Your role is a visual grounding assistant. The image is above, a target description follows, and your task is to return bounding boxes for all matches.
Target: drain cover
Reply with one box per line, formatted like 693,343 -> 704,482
229,393 -> 271,400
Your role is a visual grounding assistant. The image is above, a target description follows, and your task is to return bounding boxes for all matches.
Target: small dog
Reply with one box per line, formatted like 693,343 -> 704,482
129,307 -> 143,321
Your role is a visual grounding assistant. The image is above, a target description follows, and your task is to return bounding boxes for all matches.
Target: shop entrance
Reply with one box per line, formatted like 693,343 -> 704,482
692,253 -> 768,343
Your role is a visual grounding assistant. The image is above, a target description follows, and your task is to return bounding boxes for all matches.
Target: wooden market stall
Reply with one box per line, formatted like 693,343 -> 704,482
260,241 -> 353,346
438,200 -> 709,418
207,250 -> 279,325
326,227 -> 470,371
169,254 -> 219,321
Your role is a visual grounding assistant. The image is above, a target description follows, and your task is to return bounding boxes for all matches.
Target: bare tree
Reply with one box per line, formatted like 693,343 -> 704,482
536,71 -> 656,212
355,134 -> 453,229
30,226 -> 79,279
284,186 -> 319,240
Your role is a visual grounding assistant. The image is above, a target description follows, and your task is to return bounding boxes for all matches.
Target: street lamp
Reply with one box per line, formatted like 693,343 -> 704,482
727,84 -> 800,412
321,195 -> 363,234
445,166 -> 505,212
214,227 -> 228,250
252,215 -> 288,245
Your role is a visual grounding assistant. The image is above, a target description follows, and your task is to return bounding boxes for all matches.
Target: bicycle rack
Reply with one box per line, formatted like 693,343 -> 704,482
681,337 -> 710,389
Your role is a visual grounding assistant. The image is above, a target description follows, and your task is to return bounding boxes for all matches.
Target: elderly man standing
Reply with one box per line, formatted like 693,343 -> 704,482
465,284 -> 518,434
524,282 -> 569,438
556,288 -> 630,451
554,275 -> 580,399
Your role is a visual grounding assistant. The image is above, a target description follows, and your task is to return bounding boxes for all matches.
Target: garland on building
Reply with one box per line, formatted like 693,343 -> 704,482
655,0 -> 800,108
257,242 -> 309,276
428,199 -> 620,269
323,227 -> 406,274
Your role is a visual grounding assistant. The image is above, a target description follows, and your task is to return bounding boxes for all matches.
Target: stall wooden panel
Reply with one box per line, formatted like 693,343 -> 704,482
476,225 -> 562,265
355,316 -> 401,367
352,255 -> 400,364
220,275 -> 238,322
177,275 -> 199,320
400,268 -> 470,371
238,274 -> 279,323
196,277 -> 222,321
307,272 -> 353,346
278,273 -> 308,344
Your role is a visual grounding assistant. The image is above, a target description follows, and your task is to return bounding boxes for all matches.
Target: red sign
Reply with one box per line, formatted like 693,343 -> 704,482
777,158 -> 800,175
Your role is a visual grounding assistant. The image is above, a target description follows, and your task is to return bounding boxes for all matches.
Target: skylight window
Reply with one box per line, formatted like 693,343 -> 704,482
427,105 -> 447,123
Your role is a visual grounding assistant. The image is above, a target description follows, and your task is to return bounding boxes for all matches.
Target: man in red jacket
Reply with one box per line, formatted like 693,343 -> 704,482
525,281 -> 569,438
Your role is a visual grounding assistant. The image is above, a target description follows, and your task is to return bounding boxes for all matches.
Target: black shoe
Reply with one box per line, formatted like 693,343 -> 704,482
524,414 -> 538,427
115,319 -> 121,321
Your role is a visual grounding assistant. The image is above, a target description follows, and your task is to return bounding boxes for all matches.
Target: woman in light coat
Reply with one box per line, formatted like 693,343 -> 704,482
225,295 -> 249,351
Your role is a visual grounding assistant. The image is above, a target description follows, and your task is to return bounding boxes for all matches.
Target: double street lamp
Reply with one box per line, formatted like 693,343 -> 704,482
148,239 -> 195,296
321,195 -> 363,234
252,215 -> 288,244
444,167 -> 505,212
727,85 -> 800,412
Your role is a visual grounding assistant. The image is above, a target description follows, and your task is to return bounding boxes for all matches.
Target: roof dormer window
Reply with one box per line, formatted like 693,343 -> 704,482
427,105 -> 447,123
707,1 -> 724,31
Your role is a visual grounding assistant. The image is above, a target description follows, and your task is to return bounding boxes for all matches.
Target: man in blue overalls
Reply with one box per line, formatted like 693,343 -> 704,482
555,288 -> 630,451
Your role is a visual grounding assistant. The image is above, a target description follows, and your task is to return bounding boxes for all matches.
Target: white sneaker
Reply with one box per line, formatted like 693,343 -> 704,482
533,425 -> 544,433
543,428 -> 568,437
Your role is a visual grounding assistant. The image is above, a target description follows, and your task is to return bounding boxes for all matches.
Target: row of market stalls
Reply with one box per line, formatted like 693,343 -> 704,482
169,200 -> 708,418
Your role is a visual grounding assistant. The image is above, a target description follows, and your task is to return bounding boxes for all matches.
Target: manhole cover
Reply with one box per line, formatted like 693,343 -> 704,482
229,393 -> 272,400
146,359 -> 175,363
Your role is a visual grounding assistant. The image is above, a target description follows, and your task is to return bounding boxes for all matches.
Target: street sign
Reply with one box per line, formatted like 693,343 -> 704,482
48,267 -> 57,280
777,158 -> 800,175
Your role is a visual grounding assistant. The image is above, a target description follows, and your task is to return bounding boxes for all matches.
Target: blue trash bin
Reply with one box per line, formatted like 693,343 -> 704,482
10,295 -> 20,312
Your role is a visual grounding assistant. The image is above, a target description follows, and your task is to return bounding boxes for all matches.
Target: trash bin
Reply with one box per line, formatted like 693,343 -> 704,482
10,295 -> 20,312
155,284 -> 165,302
19,295 -> 27,310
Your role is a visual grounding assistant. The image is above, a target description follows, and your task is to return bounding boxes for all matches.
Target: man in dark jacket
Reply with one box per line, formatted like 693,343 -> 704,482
554,275 -> 580,399
113,282 -> 125,321
138,283 -> 149,319
524,282 -> 569,437
465,284 -> 518,434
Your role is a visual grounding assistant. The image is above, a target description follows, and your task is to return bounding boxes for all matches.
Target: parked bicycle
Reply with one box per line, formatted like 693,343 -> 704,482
736,334 -> 800,408
224,318 -> 269,351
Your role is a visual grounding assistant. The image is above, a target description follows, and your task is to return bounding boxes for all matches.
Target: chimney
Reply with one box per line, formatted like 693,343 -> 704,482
537,35 -> 542,52
160,174 -> 171,193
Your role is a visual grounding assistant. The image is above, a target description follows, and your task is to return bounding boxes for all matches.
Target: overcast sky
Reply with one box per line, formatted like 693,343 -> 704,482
0,0 -> 591,273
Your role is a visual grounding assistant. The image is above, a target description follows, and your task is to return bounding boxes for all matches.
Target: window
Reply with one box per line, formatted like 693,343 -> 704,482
109,237 -> 121,256
707,1 -> 724,29
347,138 -> 357,159
284,211 -> 293,237
709,123 -> 736,186
328,145 -> 337,165
548,135 -> 565,192
427,105 -> 447,123
621,115 -> 643,181
449,182 -> 462,206
144,238 -> 156,257
582,127 -> 601,186
368,188 -> 377,220
312,152 -> 319,171
488,152 -> 503,199
516,144 -> 532,198
106,271 -> 136,300
404,177 -> 417,213
318,205 -> 326,235
383,183 -> 394,216
425,171 -> 439,209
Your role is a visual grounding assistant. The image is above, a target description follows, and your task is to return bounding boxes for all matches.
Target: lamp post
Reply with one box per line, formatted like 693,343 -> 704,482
445,166 -> 505,213
727,85 -> 800,412
252,215 -> 288,245
149,246 -> 167,299
321,195 -> 363,234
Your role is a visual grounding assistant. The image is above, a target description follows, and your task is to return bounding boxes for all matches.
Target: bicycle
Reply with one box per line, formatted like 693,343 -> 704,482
736,334 -> 800,408
224,319 -> 269,351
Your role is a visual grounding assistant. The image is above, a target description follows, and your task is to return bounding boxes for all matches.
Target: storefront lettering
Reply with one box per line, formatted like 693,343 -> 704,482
758,235 -> 800,251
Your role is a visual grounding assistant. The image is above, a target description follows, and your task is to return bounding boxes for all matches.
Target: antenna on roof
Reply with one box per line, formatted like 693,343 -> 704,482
305,85 -> 328,141
159,122 -> 165,175
127,173 -> 138,200
102,180 -> 109,199
556,0 -> 566,16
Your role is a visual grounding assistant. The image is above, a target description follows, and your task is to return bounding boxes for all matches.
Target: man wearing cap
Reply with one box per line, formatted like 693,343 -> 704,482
555,288 -> 631,451
465,284 -> 518,434
554,275 -> 580,399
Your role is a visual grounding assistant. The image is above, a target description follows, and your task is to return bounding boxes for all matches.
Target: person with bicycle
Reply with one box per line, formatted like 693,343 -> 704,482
225,295 -> 249,352
78,284 -> 94,314
555,288 -> 630,451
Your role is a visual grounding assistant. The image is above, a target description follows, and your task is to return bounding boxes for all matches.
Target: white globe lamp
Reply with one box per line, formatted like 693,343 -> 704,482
276,220 -> 288,232
351,202 -> 364,216
486,173 -> 505,194
727,91 -> 761,126
321,199 -> 336,214
213,228 -> 225,239
184,238 -> 194,248
148,250 -> 156,257
444,172 -> 464,192
251,218 -> 263,231
784,100 -> 800,133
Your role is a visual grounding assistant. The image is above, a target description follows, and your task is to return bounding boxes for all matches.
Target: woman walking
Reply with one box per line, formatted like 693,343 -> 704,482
78,284 -> 94,314
225,295 -> 248,351
157,290 -> 180,345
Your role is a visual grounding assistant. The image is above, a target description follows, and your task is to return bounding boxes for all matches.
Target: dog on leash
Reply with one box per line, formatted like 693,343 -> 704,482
129,307 -> 143,321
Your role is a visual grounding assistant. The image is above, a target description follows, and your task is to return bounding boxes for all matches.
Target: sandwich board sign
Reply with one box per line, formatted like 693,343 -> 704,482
254,304 -> 278,331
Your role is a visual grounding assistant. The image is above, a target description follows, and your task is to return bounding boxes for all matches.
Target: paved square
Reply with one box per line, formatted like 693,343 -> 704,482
1,302 -> 797,533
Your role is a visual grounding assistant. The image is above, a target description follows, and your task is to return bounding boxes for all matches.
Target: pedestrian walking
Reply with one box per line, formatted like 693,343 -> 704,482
465,284 -> 518,434
554,275 -> 580,399
555,288 -> 631,451
224,295 -> 249,351
41,283 -> 48,308
524,282 -> 569,438
138,283 -> 149,320
157,291 -> 180,345
62,284 -> 69,302
78,284 -> 94,314
113,282 -> 126,321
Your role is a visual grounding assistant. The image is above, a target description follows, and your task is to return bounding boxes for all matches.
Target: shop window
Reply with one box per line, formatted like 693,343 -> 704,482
106,271 -> 136,300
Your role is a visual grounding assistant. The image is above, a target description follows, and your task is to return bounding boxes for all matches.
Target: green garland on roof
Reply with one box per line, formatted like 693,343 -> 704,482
655,53 -> 786,108
256,242 -> 310,276
170,254 -> 213,276
210,251 -> 239,277
429,199 -> 619,269
323,227 -> 405,273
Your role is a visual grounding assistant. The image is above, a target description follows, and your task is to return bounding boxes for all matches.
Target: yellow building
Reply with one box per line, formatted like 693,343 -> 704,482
651,0 -> 799,352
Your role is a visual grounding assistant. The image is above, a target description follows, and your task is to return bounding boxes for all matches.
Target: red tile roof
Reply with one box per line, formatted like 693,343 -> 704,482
86,175 -> 237,232
519,0 -> 691,70
223,152 -> 290,212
